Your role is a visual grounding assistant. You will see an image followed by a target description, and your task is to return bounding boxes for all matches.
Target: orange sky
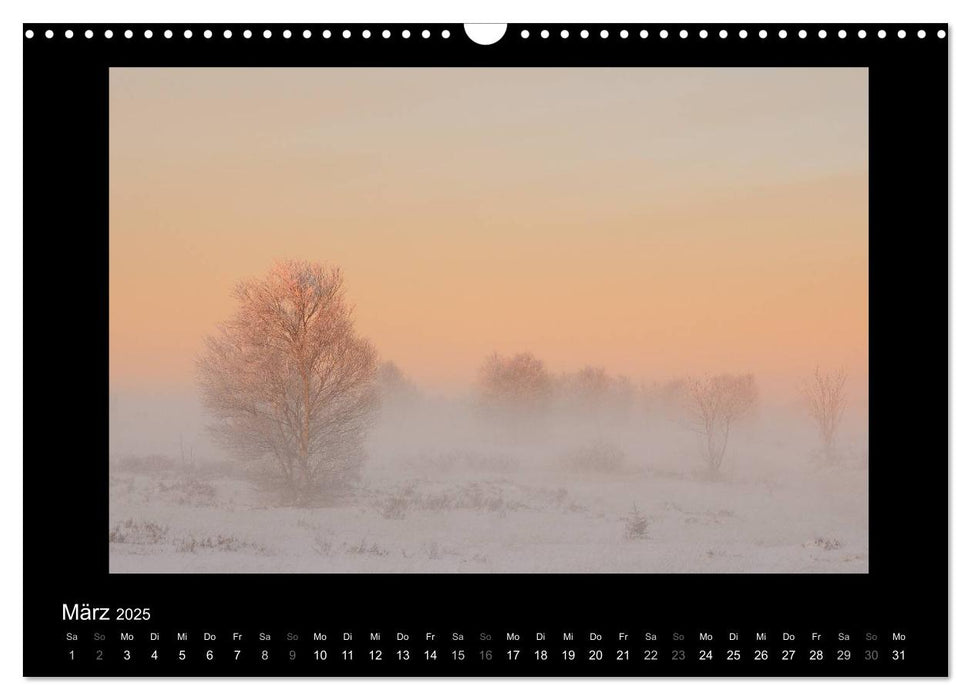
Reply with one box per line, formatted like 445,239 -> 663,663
109,68 -> 868,402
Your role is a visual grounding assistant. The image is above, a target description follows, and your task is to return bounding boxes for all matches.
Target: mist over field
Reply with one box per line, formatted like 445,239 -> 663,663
109,361 -> 868,573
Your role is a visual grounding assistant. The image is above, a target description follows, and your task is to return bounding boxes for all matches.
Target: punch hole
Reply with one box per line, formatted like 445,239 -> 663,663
464,24 -> 506,46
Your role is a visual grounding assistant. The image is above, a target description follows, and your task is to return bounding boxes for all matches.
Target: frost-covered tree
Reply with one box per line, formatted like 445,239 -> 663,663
802,367 -> 847,465
685,373 -> 758,475
198,260 -> 377,496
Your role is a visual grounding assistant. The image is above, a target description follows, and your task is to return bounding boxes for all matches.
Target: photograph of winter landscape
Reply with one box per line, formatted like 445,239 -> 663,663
109,67 -> 868,573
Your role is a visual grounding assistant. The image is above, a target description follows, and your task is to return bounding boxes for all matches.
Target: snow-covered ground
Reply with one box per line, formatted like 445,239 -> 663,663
109,443 -> 867,573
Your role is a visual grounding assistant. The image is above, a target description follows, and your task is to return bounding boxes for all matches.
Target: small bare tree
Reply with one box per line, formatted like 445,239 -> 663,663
685,373 -> 758,475
802,367 -> 847,465
197,260 -> 377,497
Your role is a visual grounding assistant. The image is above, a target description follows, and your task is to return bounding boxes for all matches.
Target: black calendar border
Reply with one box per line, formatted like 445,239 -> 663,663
23,23 -> 948,677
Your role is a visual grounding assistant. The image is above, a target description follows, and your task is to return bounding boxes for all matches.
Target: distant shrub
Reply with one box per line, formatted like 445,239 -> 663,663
477,351 -> 554,441
345,539 -> 389,557
376,361 -> 422,408
157,477 -> 217,506
377,480 -> 525,518
176,534 -> 266,554
561,440 -> 626,473
623,504 -> 649,540
110,454 -> 177,474
109,519 -> 169,545
312,534 -> 334,556
478,351 -> 553,410
404,450 -> 520,476
421,541 -> 459,560
381,494 -> 410,520
554,366 -> 637,422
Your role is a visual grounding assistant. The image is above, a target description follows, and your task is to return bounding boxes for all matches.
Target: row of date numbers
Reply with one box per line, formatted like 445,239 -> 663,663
69,647 -> 908,663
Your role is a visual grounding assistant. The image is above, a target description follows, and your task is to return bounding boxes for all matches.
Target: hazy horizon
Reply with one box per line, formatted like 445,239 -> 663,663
110,67 -> 868,407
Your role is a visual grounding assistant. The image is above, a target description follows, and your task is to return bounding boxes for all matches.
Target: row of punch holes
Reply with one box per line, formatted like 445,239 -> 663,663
24,26 -> 948,42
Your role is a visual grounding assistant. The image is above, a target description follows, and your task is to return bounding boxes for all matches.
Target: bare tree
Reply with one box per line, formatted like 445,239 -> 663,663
802,367 -> 847,465
197,260 -> 377,497
685,373 -> 758,475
